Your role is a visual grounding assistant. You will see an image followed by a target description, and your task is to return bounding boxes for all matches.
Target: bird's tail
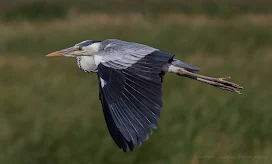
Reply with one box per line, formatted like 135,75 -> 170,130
165,62 -> 243,94
170,59 -> 200,72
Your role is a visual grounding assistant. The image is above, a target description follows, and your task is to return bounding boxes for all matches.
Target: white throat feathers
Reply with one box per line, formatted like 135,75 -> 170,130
76,56 -> 97,72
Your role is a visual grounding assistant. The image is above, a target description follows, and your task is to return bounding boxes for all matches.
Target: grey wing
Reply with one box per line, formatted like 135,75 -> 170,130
97,39 -> 158,69
96,41 -> 174,151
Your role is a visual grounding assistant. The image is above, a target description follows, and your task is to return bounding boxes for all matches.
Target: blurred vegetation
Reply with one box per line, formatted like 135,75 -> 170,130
1,0 -> 272,21
0,0 -> 272,164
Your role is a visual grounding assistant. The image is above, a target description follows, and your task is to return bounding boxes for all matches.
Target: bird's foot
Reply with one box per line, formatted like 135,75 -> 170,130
197,76 -> 243,94
177,69 -> 243,94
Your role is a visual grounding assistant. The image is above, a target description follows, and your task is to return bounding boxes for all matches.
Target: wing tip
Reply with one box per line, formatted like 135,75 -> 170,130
120,141 -> 134,152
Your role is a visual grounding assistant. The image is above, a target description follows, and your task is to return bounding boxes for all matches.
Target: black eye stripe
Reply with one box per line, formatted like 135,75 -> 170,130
76,40 -> 100,47
78,46 -> 83,50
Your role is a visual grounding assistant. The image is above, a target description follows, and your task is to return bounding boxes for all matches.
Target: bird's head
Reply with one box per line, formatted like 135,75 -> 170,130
46,40 -> 101,57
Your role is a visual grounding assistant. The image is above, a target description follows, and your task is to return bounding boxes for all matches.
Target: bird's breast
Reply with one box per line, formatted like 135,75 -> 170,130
76,56 -> 98,73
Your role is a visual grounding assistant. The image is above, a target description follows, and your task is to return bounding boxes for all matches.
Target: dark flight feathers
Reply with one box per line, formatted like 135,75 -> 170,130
97,51 -> 173,152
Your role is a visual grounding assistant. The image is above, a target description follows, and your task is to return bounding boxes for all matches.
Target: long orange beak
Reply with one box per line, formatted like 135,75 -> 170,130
46,51 -> 65,57
46,47 -> 75,57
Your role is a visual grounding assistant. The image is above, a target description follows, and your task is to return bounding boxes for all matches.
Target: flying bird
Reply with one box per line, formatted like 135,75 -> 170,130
46,39 -> 243,152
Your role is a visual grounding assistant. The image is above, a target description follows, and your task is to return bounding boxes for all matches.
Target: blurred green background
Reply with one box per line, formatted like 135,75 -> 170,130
0,0 -> 271,164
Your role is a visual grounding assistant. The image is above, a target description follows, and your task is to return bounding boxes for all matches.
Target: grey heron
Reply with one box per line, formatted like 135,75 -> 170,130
46,39 -> 243,152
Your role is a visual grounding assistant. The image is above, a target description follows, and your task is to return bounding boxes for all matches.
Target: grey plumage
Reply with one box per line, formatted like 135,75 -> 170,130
46,38 -> 243,152
171,59 -> 200,72
98,39 -> 158,69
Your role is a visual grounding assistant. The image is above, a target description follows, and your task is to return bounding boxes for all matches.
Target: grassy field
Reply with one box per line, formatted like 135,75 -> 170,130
0,13 -> 272,164
2,0 -> 272,21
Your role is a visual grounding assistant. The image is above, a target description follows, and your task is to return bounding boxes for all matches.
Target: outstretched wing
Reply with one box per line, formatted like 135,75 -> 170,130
96,39 -> 159,69
97,43 -> 174,151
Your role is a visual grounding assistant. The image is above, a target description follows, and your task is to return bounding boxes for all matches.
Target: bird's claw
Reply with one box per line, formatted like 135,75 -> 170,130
219,76 -> 231,81
216,76 -> 243,90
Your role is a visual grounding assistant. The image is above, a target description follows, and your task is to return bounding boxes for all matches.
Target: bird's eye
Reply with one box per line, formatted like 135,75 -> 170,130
78,46 -> 83,51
